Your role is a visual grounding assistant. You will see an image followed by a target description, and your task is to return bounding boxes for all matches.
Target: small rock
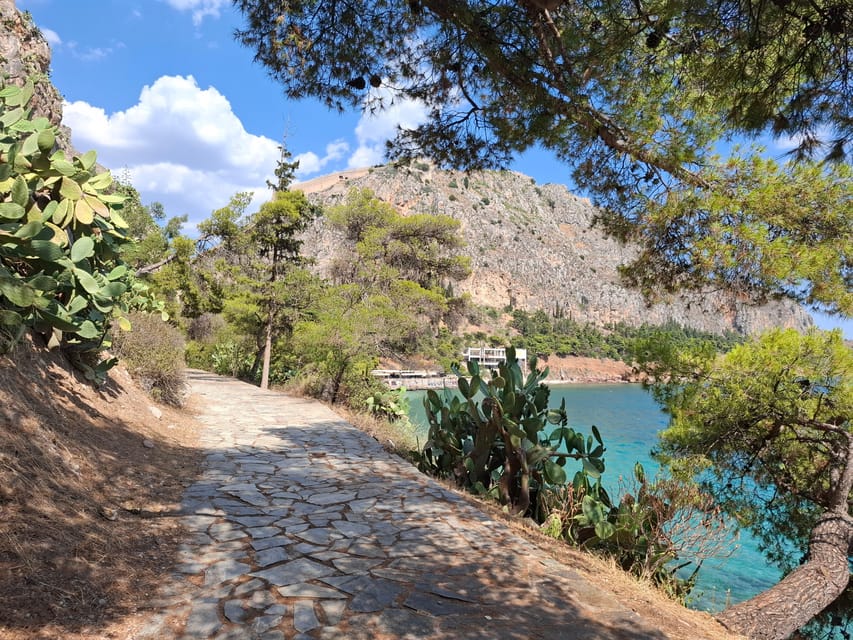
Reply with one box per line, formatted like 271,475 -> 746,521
149,406 -> 163,419
143,439 -> 155,449
99,506 -> 118,521
223,599 -> 246,623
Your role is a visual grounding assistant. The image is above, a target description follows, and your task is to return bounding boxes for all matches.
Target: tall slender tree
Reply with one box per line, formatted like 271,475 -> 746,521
252,144 -> 317,389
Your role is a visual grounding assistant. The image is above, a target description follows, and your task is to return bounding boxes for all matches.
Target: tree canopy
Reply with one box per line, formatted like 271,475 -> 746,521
234,0 -> 852,315
637,328 -> 852,639
326,187 -> 471,289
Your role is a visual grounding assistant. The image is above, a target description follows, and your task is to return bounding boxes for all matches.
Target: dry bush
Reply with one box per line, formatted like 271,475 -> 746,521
111,312 -> 187,406
186,313 -> 226,342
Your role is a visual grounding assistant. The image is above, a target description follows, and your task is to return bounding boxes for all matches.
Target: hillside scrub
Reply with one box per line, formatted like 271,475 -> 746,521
109,311 -> 187,406
509,310 -> 743,362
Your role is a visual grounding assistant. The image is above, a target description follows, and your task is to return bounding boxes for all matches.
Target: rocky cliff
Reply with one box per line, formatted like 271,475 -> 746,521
299,162 -> 812,336
0,0 -> 71,150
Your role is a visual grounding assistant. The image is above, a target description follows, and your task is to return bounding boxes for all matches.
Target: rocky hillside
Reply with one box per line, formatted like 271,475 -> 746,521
0,0 -> 72,152
299,163 -> 812,336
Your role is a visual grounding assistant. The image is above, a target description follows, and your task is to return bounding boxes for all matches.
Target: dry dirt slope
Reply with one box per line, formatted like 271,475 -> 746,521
0,335 -> 203,640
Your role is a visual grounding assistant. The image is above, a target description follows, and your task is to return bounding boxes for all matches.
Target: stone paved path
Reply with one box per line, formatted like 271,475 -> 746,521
138,370 -> 669,639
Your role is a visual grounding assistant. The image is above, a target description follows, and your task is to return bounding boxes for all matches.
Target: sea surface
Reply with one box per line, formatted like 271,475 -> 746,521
407,383 -> 783,612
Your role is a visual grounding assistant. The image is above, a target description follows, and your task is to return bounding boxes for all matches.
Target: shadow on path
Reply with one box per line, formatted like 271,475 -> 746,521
138,370 -> 669,640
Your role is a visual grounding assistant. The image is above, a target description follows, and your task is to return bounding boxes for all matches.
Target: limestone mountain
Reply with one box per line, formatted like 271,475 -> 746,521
299,162 -> 812,336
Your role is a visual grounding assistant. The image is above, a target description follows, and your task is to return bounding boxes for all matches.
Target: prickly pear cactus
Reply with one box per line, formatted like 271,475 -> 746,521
0,80 -> 134,379
417,346 -> 608,516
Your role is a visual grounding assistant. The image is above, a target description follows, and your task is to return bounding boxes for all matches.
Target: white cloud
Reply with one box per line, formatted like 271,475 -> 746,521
40,28 -> 61,47
127,162 -> 270,219
62,75 -> 279,222
295,140 -> 349,177
65,40 -> 124,62
348,88 -> 429,168
58,77 -> 431,227
772,125 -> 834,154
161,0 -> 229,25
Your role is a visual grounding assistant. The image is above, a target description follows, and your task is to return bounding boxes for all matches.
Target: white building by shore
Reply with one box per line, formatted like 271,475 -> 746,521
462,346 -> 527,372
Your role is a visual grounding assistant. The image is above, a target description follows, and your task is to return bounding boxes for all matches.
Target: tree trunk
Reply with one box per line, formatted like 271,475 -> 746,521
260,308 -> 273,390
327,364 -> 346,405
716,511 -> 852,640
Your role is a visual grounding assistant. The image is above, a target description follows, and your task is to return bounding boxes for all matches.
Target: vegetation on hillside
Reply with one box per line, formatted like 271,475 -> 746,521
509,309 -> 743,362
127,180 -> 471,406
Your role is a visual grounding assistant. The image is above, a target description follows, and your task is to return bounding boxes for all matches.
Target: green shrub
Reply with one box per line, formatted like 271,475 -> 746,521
365,386 -> 412,425
185,339 -> 214,369
338,365 -> 386,408
209,338 -> 254,379
111,311 -> 187,405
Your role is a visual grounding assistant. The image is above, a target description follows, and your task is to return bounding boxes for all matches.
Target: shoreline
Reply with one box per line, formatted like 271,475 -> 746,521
383,355 -> 638,390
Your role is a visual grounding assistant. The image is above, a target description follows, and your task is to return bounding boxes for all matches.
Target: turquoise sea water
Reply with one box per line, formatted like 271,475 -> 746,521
407,383 -> 783,612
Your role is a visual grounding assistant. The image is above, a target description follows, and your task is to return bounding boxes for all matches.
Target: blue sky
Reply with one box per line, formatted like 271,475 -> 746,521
16,0 -> 851,337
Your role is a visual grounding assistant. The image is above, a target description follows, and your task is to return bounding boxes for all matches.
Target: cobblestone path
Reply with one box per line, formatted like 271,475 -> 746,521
138,370 -> 669,640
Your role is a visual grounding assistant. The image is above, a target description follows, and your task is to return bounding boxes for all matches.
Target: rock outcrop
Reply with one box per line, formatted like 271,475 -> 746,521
299,162 -> 813,336
0,0 -> 71,150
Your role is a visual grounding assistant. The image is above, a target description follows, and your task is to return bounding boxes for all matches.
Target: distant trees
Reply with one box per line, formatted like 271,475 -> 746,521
290,188 -> 470,402
247,189 -> 318,389
326,187 -> 470,289
508,310 -> 742,361
134,183 -> 469,404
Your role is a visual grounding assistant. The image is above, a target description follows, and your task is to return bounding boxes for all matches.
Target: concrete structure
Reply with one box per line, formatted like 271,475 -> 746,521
462,346 -> 527,371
